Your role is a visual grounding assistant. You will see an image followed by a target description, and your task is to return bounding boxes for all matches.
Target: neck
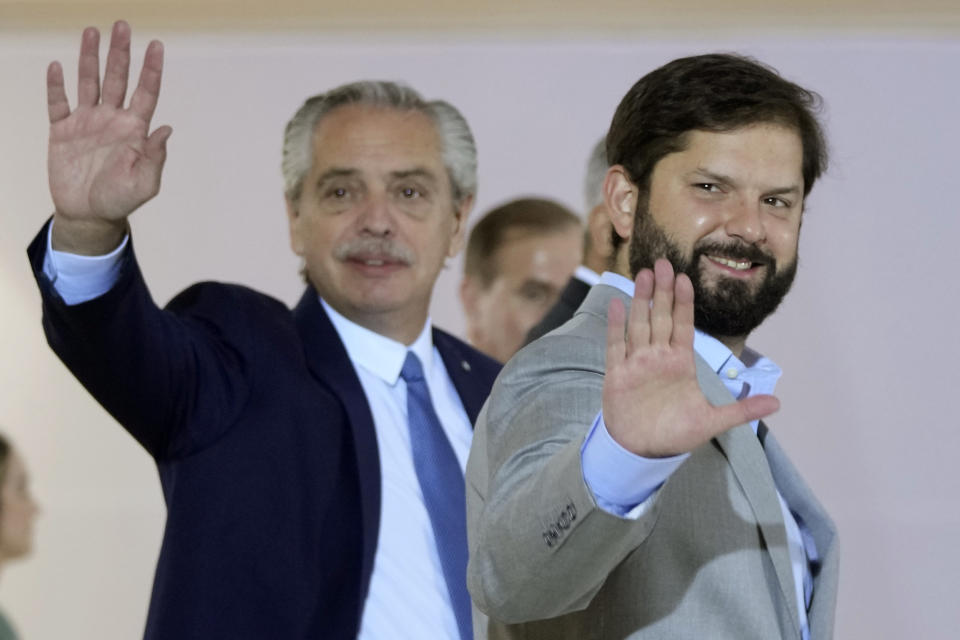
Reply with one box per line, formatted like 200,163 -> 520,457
612,248 -> 631,279
336,305 -> 428,346
583,252 -> 608,276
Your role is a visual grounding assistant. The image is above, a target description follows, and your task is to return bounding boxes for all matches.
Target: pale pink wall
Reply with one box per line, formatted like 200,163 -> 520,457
1,30 -> 958,638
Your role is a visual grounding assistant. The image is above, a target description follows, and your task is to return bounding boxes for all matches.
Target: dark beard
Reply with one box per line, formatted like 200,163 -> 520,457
628,204 -> 798,339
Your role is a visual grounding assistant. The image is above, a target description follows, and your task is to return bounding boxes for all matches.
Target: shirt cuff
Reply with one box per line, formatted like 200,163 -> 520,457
43,221 -> 129,305
580,411 -> 688,519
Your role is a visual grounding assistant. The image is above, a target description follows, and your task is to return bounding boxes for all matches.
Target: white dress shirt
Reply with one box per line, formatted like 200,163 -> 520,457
323,301 -> 473,640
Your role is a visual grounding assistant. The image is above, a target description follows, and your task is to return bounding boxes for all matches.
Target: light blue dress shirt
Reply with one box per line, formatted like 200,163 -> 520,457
580,271 -> 813,639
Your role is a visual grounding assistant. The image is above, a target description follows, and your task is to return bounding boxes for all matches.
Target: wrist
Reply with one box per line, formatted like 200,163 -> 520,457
50,214 -> 128,255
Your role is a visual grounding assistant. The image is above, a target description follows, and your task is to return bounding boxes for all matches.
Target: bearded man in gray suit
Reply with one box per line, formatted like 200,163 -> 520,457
466,54 -> 839,639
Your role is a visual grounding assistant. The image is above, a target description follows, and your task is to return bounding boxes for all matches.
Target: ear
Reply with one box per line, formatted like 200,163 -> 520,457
587,202 -> 614,262
603,166 -> 638,244
447,194 -> 475,258
285,195 -> 304,256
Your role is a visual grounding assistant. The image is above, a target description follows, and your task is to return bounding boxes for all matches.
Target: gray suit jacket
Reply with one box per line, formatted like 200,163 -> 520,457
466,283 -> 838,639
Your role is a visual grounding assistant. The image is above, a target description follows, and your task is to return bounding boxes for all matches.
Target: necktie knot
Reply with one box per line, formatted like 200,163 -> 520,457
401,351 -> 426,384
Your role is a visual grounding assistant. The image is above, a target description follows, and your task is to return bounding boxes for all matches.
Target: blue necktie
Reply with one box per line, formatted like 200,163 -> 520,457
400,351 -> 472,640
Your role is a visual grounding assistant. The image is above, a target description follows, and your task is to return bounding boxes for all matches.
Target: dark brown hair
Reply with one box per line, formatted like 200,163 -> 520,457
608,53 -> 827,202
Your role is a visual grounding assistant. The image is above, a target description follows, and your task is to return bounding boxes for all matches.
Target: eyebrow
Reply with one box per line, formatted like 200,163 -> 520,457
314,167 -> 440,187
314,168 -> 358,187
389,168 -> 440,183
692,168 -> 802,196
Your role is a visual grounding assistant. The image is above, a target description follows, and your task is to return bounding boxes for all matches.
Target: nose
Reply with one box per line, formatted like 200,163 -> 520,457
358,193 -> 394,237
724,197 -> 766,245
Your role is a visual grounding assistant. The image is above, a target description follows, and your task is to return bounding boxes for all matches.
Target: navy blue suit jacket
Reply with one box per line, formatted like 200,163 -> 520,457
28,224 -> 500,639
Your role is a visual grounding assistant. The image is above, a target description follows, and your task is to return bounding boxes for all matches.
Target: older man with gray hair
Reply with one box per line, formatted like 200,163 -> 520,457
28,21 -> 499,640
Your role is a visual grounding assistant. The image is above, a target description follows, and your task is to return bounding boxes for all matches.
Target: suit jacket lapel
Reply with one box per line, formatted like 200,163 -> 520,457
433,329 -> 487,425
762,429 -> 839,638
293,288 -> 381,613
698,362 -> 801,632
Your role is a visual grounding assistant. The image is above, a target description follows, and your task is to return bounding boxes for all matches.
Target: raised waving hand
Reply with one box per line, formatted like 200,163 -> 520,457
602,259 -> 780,458
47,20 -> 172,254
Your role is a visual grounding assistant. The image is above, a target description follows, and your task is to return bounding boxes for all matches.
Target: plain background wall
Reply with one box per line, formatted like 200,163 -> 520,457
1,26 -> 959,638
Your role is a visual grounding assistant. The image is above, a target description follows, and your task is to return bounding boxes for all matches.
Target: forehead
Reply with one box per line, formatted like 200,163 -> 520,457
309,105 -> 444,175
667,124 -> 804,182
492,226 -> 581,273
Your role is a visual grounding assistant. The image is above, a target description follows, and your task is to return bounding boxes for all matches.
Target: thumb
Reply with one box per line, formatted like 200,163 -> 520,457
145,125 -> 173,165
711,394 -> 780,435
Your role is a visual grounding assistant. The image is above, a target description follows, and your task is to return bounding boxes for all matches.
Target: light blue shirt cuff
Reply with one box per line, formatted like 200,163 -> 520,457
580,411 -> 689,518
43,221 -> 129,305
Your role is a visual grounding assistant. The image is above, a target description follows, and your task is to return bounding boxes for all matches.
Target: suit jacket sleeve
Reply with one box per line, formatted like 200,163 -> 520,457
27,222 -> 288,460
466,316 -> 663,623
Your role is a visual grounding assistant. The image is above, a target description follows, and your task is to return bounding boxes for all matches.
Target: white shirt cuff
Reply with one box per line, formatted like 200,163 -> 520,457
580,411 -> 688,518
43,221 -> 129,305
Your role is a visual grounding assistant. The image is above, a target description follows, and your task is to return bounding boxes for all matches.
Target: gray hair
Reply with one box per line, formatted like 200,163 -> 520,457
583,137 -> 609,212
282,80 -> 477,206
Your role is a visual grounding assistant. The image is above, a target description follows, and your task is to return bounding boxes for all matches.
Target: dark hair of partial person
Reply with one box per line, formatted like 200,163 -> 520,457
463,198 -> 581,288
282,80 -> 478,207
606,52 -> 828,203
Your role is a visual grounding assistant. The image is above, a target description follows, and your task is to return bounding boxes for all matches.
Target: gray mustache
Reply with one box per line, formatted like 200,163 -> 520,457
334,238 -> 415,264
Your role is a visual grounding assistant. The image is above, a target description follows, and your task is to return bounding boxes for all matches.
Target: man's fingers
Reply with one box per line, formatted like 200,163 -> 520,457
101,20 -> 132,108
47,62 -> 70,123
606,298 -> 627,364
626,268 -> 654,350
77,26 -> 101,107
129,40 -> 164,124
670,273 -> 695,349
649,258 -> 675,345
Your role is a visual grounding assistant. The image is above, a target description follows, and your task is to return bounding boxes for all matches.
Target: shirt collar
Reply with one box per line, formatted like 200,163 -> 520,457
597,271 -> 781,391
320,298 -> 435,385
574,265 -> 601,286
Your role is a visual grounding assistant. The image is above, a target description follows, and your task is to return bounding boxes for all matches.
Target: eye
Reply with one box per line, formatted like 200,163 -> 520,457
399,186 -> 422,199
694,183 -> 722,193
763,196 -> 791,208
323,186 -> 350,200
518,282 -> 552,305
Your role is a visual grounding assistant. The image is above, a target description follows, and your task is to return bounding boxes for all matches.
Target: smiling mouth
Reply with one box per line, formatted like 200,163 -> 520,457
345,255 -> 409,272
707,255 -> 756,271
